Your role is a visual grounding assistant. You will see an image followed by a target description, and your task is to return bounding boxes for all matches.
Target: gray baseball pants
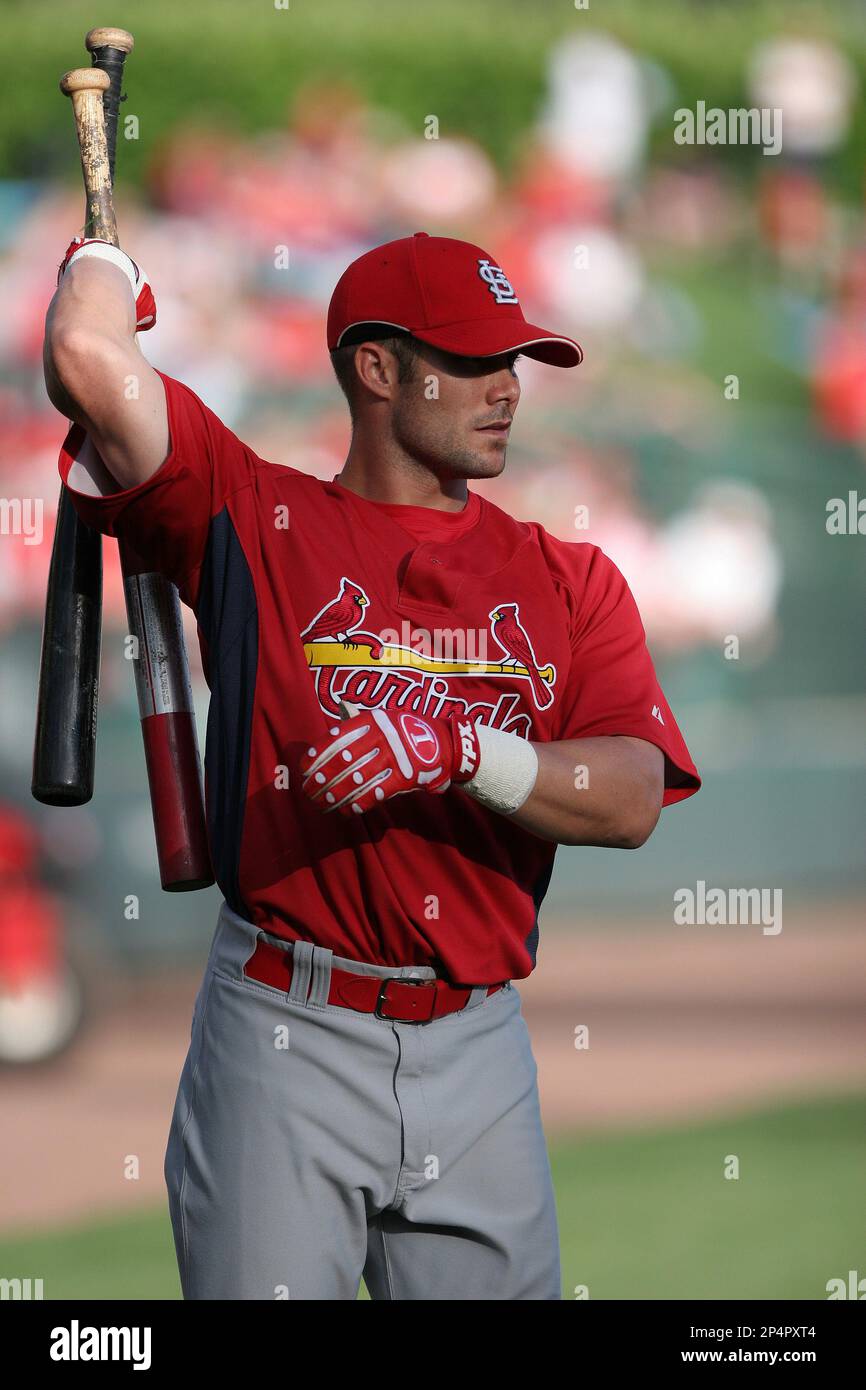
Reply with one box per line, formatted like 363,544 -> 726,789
164,901 -> 561,1300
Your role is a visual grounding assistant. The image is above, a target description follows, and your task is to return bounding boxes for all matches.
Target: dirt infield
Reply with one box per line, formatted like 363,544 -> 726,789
1,904 -> 864,1234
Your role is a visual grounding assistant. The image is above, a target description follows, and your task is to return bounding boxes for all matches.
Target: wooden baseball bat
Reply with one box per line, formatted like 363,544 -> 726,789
36,49 -> 212,891
31,32 -> 135,807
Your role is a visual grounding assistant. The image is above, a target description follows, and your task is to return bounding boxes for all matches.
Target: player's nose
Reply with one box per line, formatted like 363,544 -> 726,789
485,366 -> 520,408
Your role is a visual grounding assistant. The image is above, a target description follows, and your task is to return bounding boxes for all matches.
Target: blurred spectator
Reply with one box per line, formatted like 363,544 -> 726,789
749,38 -> 855,275
0,802 -> 81,1064
538,33 -> 654,185
812,247 -> 866,447
657,481 -> 782,651
748,37 -> 856,160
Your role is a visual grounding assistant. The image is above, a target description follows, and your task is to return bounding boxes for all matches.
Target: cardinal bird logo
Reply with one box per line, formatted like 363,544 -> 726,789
489,603 -> 555,710
302,583 -> 555,732
302,577 -> 372,649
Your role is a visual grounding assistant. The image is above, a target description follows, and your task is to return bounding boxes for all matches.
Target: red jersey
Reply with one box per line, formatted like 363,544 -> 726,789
59,371 -> 700,982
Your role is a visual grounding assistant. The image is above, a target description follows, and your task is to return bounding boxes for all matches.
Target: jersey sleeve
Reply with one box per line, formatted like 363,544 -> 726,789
56,369 -> 256,610
554,543 -> 700,806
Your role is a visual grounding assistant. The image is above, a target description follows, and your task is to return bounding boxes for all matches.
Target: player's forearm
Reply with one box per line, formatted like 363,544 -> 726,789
504,735 -> 665,848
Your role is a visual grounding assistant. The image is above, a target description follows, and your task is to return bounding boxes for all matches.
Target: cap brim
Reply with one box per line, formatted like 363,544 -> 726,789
411,318 -> 583,368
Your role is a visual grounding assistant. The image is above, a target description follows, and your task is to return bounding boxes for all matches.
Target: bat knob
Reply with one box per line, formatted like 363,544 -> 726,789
85,28 -> 135,54
60,68 -> 110,97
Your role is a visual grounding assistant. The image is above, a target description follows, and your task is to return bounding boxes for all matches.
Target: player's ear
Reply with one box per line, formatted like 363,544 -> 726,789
353,342 -> 399,402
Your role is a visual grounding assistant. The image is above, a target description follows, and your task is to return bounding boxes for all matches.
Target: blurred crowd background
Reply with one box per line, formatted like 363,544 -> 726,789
1,1 -> 864,976
0,0 -> 863,1299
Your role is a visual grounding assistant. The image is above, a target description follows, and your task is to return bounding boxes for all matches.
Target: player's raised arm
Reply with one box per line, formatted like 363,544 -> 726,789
43,240 -> 168,493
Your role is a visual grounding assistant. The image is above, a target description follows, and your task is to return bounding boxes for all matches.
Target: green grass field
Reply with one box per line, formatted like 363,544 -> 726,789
1,1093 -> 862,1300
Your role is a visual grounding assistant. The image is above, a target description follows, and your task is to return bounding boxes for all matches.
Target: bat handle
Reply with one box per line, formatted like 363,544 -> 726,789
59,69 -> 117,244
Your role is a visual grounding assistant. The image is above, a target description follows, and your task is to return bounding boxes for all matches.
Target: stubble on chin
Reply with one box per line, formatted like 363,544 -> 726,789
454,439 -> 509,479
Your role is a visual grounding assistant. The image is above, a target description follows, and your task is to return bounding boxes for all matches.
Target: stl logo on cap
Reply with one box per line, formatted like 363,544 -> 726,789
477,259 -> 519,306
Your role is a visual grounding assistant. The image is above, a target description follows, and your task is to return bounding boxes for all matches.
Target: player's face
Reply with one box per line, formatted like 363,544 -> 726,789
391,343 -> 522,480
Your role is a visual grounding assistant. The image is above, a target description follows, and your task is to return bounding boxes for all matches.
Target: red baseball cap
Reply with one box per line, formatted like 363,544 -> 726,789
327,231 -> 583,368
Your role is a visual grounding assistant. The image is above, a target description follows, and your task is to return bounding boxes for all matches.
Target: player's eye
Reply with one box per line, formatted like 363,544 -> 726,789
509,353 -> 523,371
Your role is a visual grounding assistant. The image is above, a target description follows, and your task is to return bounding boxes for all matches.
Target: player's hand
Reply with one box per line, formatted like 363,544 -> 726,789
300,702 -> 482,816
57,236 -> 157,331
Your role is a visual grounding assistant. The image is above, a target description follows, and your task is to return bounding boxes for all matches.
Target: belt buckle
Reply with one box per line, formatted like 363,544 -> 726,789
374,976 -> 436,1024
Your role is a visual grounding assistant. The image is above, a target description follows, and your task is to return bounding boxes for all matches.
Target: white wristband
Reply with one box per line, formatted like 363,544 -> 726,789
461,724 -> 539,815
67,242 -> 138,298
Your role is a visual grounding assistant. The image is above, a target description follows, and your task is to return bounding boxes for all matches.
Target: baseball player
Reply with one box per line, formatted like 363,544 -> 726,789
44,230 -> 700,1300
